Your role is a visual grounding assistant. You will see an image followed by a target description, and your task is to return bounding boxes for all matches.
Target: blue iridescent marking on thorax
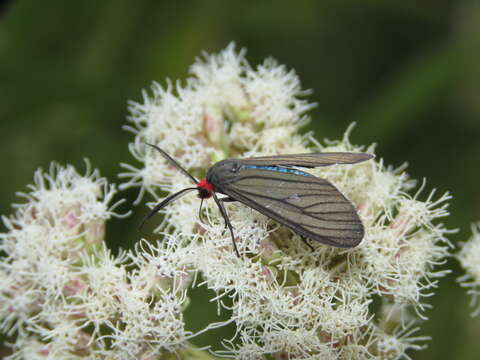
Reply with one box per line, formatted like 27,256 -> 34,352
241,165 -> 313,177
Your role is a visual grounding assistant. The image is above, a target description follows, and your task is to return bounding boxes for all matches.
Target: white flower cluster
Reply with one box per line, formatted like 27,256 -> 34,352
458,223 -> 480,317
0,163 -> 198,359
121,44 -> 453,359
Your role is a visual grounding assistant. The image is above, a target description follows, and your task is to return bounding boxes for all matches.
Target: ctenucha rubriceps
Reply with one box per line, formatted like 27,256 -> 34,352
141,143 -> 374,257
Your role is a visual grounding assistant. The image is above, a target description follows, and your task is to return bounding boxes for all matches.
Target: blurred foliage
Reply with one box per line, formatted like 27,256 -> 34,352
1,0 -> 480,358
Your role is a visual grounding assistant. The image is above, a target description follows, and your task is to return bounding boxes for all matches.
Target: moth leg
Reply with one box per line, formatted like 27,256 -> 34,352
217,197 -> 236,229
213,194 -> 240,257
300,236 -> 315,252
198,198 -> 205,224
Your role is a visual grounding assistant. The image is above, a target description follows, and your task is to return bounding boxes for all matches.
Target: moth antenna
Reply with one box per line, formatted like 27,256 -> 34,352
139,187 -> 197,230
146,143 -> 199,184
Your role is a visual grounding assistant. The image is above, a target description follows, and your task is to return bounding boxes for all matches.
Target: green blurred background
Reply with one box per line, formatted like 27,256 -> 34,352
1,0 -> 480,358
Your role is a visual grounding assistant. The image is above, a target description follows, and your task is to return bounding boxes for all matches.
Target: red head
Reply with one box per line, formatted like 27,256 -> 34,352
196,179 -> 214,199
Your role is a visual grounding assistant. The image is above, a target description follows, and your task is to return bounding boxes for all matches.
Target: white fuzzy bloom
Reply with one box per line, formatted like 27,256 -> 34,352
372,318 -> 431,360
0,163 -> 197,359
458,223 -> 480,316
120,43 -> 454,359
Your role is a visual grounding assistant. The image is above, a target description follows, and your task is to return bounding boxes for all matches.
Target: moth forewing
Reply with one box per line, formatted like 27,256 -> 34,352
239,152 -> 374,168
214,167 -> 364,248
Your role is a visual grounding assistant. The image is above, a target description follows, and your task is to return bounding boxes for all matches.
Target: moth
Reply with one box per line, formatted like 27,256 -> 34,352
142,143 -> 373,256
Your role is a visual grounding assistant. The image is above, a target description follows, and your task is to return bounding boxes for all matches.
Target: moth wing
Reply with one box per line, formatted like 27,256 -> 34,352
240,152 -> 373,168
220,168 -> 364,248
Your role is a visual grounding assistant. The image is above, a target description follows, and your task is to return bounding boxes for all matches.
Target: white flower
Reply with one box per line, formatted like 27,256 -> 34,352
121,43 -> 453,359
1,162 -> 121,340
0,162 -> 199,359
374,322 -> 429,360
458,223 -> 480,316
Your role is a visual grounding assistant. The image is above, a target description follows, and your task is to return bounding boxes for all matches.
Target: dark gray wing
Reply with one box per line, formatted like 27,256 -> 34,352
239,152 -> 373,168
219,168 -> 364,248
